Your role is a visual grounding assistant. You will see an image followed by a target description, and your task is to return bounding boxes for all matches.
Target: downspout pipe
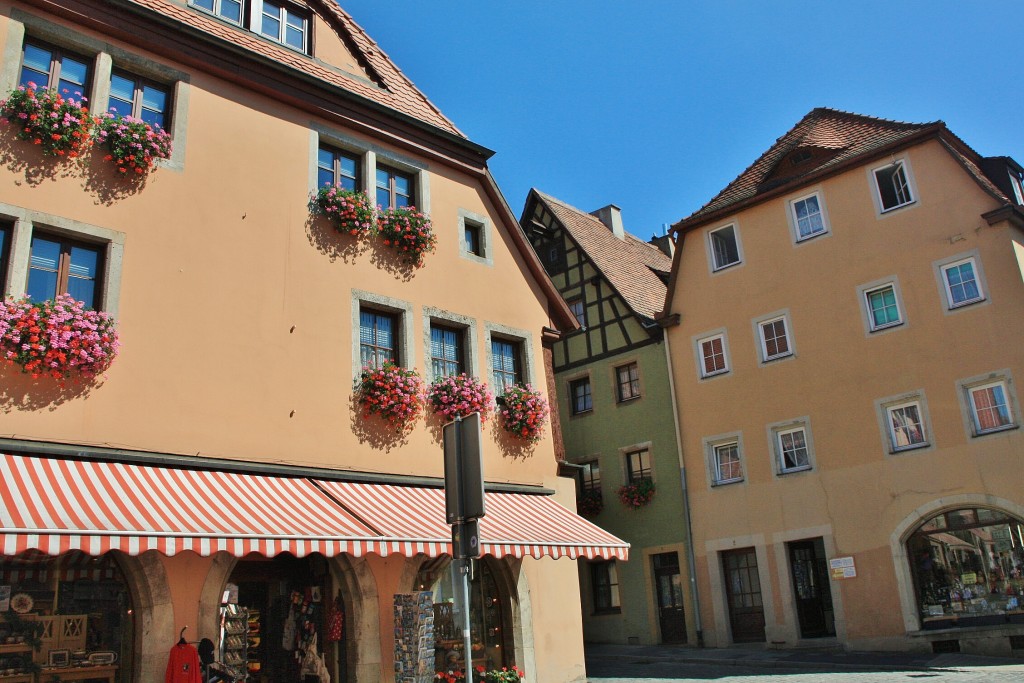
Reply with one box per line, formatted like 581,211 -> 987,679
662,331 -> 704,647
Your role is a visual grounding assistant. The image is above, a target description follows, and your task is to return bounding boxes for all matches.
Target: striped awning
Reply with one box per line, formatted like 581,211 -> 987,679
314,480 -> 629,560
0,454 -> 628,561
0,454 -> 378,557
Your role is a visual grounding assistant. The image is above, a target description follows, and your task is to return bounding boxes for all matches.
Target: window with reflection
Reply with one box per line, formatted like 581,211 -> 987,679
28,233 -> 104,309
108,73 -> 169,129
908,507 -> 1024,628
20,42 -> 89,98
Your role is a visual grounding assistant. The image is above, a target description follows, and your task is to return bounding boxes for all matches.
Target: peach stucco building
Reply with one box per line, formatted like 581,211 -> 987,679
0,1 -> 625,682
662,109 -> 1024,656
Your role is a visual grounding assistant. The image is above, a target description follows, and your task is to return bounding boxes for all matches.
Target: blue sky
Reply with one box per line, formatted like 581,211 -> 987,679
340,1 -> 1023,241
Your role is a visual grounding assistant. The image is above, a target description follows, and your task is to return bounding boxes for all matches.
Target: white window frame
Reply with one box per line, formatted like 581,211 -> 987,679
1009,171 -> 1024,205
885,400 -> 929,452
703,434 -> 744,487
707,223 -> 742,272
967,380 -> 1016,435
350,290 -> 415,379
696,332 -> 729,378
788,190 -> 830,242
755,313 -> 793,363
955,371 -> 1019,439
861,281 -> 903,332
768,418 -> 814,475
253,0 -> 309,53
939,257 -> 985,309
871,158 -> 916,213
188,0 -> 243,25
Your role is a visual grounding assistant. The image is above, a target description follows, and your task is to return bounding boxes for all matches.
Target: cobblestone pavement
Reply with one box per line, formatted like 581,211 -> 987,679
589,661 -> 1024,682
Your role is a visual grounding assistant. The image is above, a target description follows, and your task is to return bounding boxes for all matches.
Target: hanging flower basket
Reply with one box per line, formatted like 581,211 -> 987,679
94,113 -> 172,176
377,206 -> 436,267
427,373 -> 493,422
355,362 -> 425,430
0,294 -> 120,381
496,384 -> 549,442
577,489 -> 603,517
0,83 -> 92,157
311,186 -> 375,236
617,479 -> 655,510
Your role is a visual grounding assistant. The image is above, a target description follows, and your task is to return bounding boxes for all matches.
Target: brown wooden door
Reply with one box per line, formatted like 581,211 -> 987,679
652,552 -> 687,643
722,548 -> 766,643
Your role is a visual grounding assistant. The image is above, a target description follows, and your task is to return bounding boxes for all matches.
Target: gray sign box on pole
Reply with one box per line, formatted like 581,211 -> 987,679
443,412 -> 485,524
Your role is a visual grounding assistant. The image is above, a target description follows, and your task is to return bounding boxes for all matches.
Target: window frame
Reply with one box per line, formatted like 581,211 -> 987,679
18,39 -> 91,99
862,282 -> 903,332
108,70 -> 172,130
939,257 -> 985,309
590,560 -> 621,614
711,440 -> 743,486
788,190 -> 830,242
614,362 -> 641,403
885,400 -> 929,453
0,222 -> 11,294
489,336 -> 522,394
317,144 -> 361,192
578,459 -> 601,494
871,158 -> 916,213
569,376 -> 593,416
375,163 -> 415,210
756,314 -> 793,363
567,298 -> 586,328
429,323 -> 465,380
188,0 -> 244,25
707,223 -> 742,271
254,0 -> 310,53
698,333 -> 729,378
458,209 -> 492,265
26,231 -> 106,310
966,380 -> 1016,435
624,447 -> 652,484
351,291 -> 415,380
768,419 -> 815,475
358,307 -> 399,370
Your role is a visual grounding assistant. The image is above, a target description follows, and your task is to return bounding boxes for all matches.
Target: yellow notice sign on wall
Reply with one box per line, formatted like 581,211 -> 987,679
829,556 -> 856,580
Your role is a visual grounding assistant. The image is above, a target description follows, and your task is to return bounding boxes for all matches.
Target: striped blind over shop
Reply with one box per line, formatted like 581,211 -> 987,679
315,480 -> 629,560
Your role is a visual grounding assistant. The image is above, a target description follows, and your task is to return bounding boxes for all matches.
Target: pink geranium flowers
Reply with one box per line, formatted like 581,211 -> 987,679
0,294 -> 120,381
496,384 -> 549,442
428,373 -> 493,422
617,479 -> 655,510
0,83 -> 93,157
377,206 -> 437,268
355,362 -> 426,431
95,113 -> 172,176
311,187 -> 375,236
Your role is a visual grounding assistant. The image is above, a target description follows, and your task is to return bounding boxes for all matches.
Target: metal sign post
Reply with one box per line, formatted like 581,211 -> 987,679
443,413 -> 485,674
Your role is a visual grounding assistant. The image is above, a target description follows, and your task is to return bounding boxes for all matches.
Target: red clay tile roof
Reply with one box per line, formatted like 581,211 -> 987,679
129,0 -> 462,137
535,191 -> 671,322
676,108 -> 942,229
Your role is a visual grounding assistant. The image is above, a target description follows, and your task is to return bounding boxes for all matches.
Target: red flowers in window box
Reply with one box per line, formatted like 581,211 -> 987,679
311,186 -> 376,236
577,489 -> 604,517
95,113 -> 172,176
617,479 -> 655,510
496,384 -> 549,442
0,84 -> 93,157
428,374 -> 493,422
377,206 -> 437,268
0,294 -> 120,381
355,362 -> 426,431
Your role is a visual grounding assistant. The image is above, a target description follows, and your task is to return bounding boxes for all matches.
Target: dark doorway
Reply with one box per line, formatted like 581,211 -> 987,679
652,552 -> 686,643
722,548 -> 766,643
787,538 -> 836,638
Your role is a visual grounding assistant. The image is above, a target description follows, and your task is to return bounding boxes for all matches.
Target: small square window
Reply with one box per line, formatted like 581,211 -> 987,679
590,561 -> 620,613
490,338 -> 522,394
941,258 -> 984,308
376,165 -> 414,209
260,0 -> 309,52
190,0 -> 243,23
968,382 -> 1014,434
865,284 -> 902,330
359,309 -> 397,369
759,317 -> 791,361
886,401 -> 928,451
873,161 -> 914,211
712,442 -> 743,485
615,363 -> 640,402
568,298 -> 586,328
625,448 -> 651,484
699,334 -> 728,377
775,426 -> 811,473
791,193 -> 828,240
430,324 -> 464,379
20,41 -> 90,99
709,225 -> 741,270
318,146 -> 360,191
109,72 -> 171,130
570,377 -> 592,415
27,232 -> 104,310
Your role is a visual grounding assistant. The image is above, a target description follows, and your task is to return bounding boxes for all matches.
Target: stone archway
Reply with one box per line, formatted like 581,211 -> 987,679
112,552 -> 176,682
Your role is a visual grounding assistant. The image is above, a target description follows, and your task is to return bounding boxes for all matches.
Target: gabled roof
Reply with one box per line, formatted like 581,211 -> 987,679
532,191 -> 672,323
130,0 -> 462,137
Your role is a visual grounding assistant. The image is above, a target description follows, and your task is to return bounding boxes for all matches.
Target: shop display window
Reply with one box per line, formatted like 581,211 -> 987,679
417,558 -> 513,675
0,551 -> 132,682
908,507 -> 1024,629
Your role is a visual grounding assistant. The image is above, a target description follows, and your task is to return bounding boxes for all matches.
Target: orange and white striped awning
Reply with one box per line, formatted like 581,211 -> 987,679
0,454 -> 628,561
0,454 -> 379,558
315,480 -> 629,560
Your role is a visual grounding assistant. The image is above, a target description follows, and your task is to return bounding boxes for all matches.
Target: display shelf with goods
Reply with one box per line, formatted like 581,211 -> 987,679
218,604 -> 249,680
394,592 -> 434,683
0,641 -> 33,683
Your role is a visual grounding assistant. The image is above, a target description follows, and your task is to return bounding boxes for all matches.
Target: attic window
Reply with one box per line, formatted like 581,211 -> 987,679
257,0 -> 310,53
190,0 -> 242,24
790,149 -> 813,166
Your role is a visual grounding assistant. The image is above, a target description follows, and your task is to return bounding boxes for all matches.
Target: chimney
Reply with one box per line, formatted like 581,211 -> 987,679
591,204 -> 624,240
650,223 -> 674,257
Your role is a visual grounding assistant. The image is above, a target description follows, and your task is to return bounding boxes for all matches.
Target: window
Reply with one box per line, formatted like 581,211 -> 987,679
317,146 -> 360,191
259,0 -> 309,52
579,459 -> 600,494
865,284 -> 902,330
886,401 -> 928,451
873,160 -> 914,211
567,298 -> 586,328
359,309 -> 397,369
0,222 -> 10,289
490,339 -> 521,393
464,222 -> 482,257
615,362 -> 640,402
709,224 -> 740,270
625,448 -> 651,484
758,316 -> 791,361
941,258 -> 984,308
791,193 -> 828,240
27,233 -> 104,310
1010,171 -> 1024,205
430,324 -> 464,378
108,72 -> 170,129
190,0 -> 243,23
590,561 -> 620,613
570,377 -> 592,415
376,165 -> 414,209
968,381 -> 1014,434
699,334 -> 728,377
712,442 -> 743,485
20,42 -> 89,98
774,425 -> 811,473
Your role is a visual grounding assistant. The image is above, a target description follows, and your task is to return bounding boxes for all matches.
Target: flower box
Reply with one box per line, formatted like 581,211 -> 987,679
617,479 -> 655,510
428,374 -> 492,422
311,186 -> 375,236
0,83 -> 92,157
377,206 -> 436,267
496,384 -> 549,442
577,489 -> 603,517
95,113 -> 172,176
355,362 -> 425,431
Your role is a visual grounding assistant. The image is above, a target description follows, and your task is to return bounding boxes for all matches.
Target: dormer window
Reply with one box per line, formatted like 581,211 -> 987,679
190,0 -> 243,24
258,0 -> 309,52
789,149 -> 813,166
1010,170 -> 1024,205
